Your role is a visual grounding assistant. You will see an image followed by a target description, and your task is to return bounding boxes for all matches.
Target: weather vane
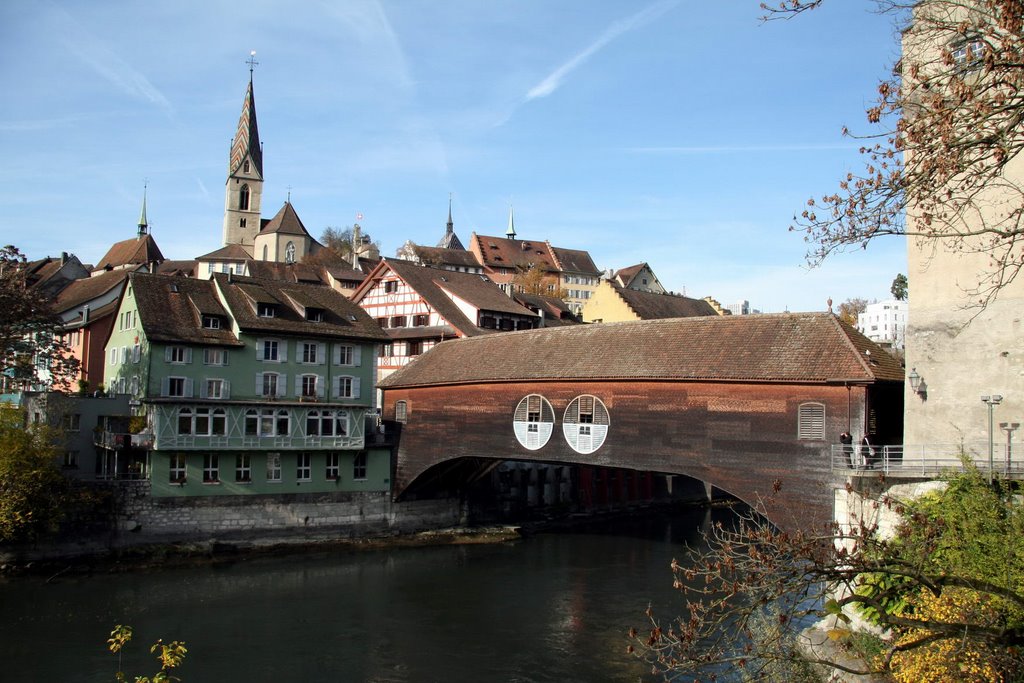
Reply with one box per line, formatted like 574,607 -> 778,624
247,50 -> 258,77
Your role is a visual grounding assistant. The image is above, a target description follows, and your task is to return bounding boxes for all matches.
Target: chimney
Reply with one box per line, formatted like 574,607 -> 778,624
61,252 -> 68,265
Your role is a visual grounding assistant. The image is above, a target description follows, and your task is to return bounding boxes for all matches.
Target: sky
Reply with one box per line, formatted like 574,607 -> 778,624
0,0 -> 908,313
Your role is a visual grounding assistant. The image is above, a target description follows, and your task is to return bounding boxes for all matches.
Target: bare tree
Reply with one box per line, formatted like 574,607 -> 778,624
763,0 -> 1024,310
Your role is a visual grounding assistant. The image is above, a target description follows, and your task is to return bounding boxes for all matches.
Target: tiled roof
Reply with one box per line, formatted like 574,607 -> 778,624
323,264 -> 367,284
411,246 -> 481,269
95,234 -> 165,271
196,244 -> 252,261
378,313 -> 905,388
131,273 -> 242,347
258,202 -> 315,238
229,79 -> 263,178
62,299 -> 119,328
247,260 -> 326,285
469,233 -> 560,272
386,325 -> 462,341
213,273 -> 388,342
369,259 -> 533,337
512,291 -> 579,323
53,269 -> 130,313
154,260 -> 197,277
614,263 -> 647,287
611,282 -> 718,320
549,245 -> 600,275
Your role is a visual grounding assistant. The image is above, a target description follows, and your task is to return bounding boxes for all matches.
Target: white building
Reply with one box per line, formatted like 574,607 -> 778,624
857,299 -> 907,350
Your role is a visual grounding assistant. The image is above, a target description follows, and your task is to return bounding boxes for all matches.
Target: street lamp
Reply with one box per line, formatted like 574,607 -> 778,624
999,421 -> 1019,475
981,395 -> 1003,484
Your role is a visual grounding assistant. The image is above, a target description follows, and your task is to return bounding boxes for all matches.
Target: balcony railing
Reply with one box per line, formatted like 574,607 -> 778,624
831,443 -> 1024,479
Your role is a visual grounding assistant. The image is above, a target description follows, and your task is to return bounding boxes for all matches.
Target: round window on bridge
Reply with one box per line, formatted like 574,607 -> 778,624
513,394 -> 555,450
563,395 -> 610,454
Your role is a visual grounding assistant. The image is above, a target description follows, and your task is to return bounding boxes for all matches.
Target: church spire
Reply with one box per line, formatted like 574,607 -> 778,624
222,51 -> 265,248
446,193 -> 454,235
506,203 -> 517,239
137,183 -> 149,237
229,52 -> 263,179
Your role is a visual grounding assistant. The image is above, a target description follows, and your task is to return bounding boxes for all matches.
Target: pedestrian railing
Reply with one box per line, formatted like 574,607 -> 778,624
830,443 -> 1024,479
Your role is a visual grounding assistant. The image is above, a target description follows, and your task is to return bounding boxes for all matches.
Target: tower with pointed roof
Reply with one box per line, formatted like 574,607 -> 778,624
436,195 -> 465,250
222,54 -> 264,250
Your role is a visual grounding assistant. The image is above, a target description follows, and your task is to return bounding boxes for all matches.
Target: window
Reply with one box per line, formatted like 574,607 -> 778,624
952,38 -> 985,67
562,395 -> 610,455
326,453 -> 340,480
307,308 -> 324,322
211,408 -> 226,436
167,346 -> 190,364
480,316 -> 496,329
499,319 -> 514,331
413,314 -> 429,327
63,450 -> 78,468
407,341 -> 422,356
302,342 -> 320,364
204,348 -> 228,366
296,452 -> 311,482
132,344 -> 141,363
383,280 -> 399,293
266,453 -> 281,482
202,315 -> 221,329
276,409 -> 290,437
64,413 -> 81,432
376,317 -> 389,329
335,344 -> 355,366
164,377 -> 189,398
239,184 -> 250,211
380,343 -> 393,357
109,347 -> 118,366
235,454 -> 251,482
260,372 -> 281,397
390,315 -> 407,328
169,454 -> 186,483
395,400 -> 408,423
300,374 -> 319,398
120,346 -> 128,364
203,454 -> 219,483
513,394 -> 555,450
261,339 -> 280,361
194,408 -> 210,435
245,409 -> 259,436
336,376 -> 360,400
797,402 -> 826,440
203,378 -> 228,399
353,452 -> 367,480
257,303 -> 276,318
305,409 -> 347,437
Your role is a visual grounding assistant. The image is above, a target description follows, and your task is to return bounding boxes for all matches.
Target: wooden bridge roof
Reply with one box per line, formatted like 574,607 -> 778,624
377,313 -> 904,388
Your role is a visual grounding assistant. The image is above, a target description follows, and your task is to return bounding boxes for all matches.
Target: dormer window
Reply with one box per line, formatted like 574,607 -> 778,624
258,303 -> 276,318
307,308 -> 324,322
202,315 -> 221,330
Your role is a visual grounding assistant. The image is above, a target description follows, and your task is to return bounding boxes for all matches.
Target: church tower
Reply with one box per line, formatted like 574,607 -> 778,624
222,53 -> 264,249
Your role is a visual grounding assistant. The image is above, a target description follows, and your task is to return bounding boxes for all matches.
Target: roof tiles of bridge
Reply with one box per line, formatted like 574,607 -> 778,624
376,313 -> 904,388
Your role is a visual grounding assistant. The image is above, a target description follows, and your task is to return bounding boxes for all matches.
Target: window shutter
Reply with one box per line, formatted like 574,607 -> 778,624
294,375 -> 303,396
223,350 -> 229,366
222,380 -> 231,399
199,380 -> 209,398
161,377 -> 169,397
109,348 -> 117,365
353,346 -> 362,366
279,342 -> 288,363
165,347 -> 172,362
332,377 -> 341,399
332,344 -> 340,366
184,378 -> 194,397
185,348 -> 193,364
316,375 -> 325,398
132,344 -> 141,363
255,372 -> 263,393
276,374 -> 286,397
317,344 -> 326,365
352,377 -> 361,399
256,339 -> 263,360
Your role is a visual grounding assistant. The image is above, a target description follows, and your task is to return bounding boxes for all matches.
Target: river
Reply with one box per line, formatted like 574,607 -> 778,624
0,506 -> 731,682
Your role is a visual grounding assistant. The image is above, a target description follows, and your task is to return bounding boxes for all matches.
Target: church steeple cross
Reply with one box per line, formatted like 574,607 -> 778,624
247,50 -> 259,79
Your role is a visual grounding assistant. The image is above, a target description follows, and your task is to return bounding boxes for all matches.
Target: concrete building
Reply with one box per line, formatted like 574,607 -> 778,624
857,299 -> 907,350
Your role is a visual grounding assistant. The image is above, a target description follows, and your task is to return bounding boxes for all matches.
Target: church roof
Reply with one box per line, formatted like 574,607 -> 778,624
228,78 -> 263,178
379,313 -> 906,389
94,234 -> 164,271
258,202 -> 315,238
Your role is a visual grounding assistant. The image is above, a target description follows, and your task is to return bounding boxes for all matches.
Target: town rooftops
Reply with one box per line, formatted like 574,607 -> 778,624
613,263 -> 647,288
549,245 -> 599,275
94,234 -> 165,272
196,243 -> 253,261
469,233 -> 560,272
258,201 -> 317,239
53,269 -> 132,314
410,245 -> 480,270
378,313 -> 905,389
130,273 -> 242,347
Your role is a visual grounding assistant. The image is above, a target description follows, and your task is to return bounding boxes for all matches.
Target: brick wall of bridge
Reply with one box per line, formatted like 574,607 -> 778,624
385,380 -> 883,531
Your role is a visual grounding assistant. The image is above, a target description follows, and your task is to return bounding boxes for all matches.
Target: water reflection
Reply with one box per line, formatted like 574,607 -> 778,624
0,506 -> 735,682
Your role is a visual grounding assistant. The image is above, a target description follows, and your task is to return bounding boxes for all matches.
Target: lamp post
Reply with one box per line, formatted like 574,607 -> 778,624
999,421 -> 1019,475
981,395 -> 1003,484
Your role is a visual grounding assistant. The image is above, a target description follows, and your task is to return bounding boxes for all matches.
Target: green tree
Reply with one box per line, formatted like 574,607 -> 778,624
628,468 -> 1024,681
890,273 -> 908,301
0,245 -> 79,391
0,406 -> 67,542
763,1 -> 1024,310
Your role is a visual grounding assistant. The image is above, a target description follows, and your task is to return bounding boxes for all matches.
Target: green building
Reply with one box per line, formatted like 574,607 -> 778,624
103,271 -> 390,497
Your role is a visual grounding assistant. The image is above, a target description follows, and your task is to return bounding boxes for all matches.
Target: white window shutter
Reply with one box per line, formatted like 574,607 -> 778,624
185,347 -> 193,364
256,339 -> 263,360
276,374 -> 286,397
222,380 -> 231,399
332,377 -> 340,399
184,378 -> 194,397
165,346 -> 172,362
199,380 -> 209,398
223,350 -> 229,366
161,377 -> 169,397
279,342 -> 288,363
316,375 -> 325,398
352,377 -> 361,399
255,372 -> 263,393
317,344 -> 326,365
353,346 -> 362,366
332,344 -> 340,365
294,375 -> 302,396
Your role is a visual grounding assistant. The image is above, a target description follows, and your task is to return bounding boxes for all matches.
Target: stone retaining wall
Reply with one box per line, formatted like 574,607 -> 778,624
117,481 -> 462,540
